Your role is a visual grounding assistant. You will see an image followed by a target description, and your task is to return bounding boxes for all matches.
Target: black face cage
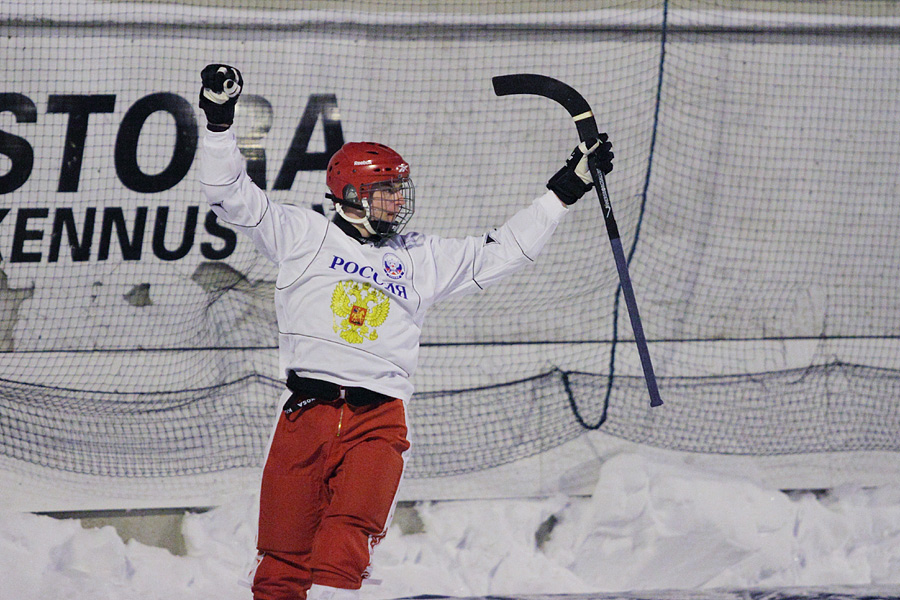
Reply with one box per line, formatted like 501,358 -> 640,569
363,178 -> 415,242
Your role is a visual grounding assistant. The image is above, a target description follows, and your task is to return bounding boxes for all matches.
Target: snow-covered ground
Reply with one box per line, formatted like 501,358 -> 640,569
2,452 -> 900,600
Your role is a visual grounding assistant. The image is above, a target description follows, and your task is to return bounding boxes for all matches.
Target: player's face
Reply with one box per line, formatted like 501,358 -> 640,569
369,183 -> 407,223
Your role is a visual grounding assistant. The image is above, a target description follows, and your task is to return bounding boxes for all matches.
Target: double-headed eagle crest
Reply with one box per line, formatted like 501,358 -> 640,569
331,281 -> 390,344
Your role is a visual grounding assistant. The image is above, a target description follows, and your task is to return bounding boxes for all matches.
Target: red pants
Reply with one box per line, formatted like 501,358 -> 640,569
252,395 -> 409,600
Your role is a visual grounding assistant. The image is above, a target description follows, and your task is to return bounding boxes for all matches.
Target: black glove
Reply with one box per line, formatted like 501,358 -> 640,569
199,64 -> 243,131
547,133 -> 614,205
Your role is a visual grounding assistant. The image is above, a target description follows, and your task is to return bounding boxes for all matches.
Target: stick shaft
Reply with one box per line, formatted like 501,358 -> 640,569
609,234 -> 663,407
588,159 -> 663,407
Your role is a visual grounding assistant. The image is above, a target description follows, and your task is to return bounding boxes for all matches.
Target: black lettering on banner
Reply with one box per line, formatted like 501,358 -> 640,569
98,207 -> 147,261
0,209 -> 9,260
49,207 -> 96,262
47,95 -> 116,192
201,210 -> 237,260
0,93 -> 38,195
153,205 -> 198,261
11,207 -> 48,263
273,94 -> 345,190
115,93 -> 198,193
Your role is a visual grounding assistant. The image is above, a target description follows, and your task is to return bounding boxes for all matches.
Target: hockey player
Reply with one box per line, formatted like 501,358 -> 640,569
197,64 -> 613,600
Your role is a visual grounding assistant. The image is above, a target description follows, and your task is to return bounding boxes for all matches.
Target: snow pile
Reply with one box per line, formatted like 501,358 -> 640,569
2,452 -> 900,600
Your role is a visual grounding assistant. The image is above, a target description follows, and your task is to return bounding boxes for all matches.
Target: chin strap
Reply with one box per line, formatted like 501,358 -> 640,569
334,203 -> 378,236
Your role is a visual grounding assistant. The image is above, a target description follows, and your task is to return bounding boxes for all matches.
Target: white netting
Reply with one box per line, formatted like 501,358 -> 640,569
1,1 -> 899,508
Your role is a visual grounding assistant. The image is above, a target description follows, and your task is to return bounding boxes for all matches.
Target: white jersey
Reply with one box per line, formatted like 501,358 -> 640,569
199,130 -> 569,401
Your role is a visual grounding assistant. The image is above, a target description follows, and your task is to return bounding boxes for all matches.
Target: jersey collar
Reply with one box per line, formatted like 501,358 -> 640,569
333,214 -> 384,246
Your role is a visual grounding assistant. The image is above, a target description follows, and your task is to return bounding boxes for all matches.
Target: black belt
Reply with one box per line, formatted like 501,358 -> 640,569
283,371 -> 394,415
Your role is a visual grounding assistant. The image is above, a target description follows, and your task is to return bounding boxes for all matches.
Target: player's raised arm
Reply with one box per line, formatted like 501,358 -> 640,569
426,138 -> 614,304
197,64 -> 307,264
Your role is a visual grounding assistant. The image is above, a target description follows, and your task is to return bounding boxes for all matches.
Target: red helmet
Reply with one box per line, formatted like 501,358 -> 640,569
326,142 -> 415,242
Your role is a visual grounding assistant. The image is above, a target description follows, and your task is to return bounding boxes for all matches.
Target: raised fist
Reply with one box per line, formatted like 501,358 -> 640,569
199,64 -> 243,130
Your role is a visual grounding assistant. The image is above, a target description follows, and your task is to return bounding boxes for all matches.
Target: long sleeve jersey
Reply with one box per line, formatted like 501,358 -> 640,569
199,130 -> 569,401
